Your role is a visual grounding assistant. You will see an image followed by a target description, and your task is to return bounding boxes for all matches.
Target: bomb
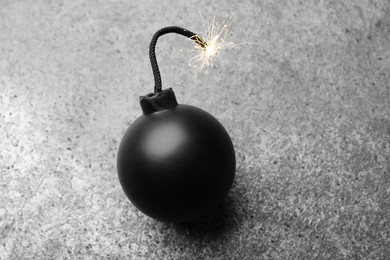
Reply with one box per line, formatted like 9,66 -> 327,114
117,26 -> 236,223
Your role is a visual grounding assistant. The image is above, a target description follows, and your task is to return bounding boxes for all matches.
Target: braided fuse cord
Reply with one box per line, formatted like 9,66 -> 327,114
149,26 -> 207,93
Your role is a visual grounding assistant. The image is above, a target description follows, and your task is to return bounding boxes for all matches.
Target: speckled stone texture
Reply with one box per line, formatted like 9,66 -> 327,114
1,0 -> 389,259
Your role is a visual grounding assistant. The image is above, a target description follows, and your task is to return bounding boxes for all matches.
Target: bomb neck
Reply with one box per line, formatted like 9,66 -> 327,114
139,88 -> 178,115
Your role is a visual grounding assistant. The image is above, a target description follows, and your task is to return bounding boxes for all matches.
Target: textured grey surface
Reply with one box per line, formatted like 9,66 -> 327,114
1,0 -> 390,259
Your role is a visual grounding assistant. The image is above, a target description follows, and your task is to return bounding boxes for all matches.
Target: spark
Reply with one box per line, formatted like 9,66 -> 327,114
189,13 -> 237,76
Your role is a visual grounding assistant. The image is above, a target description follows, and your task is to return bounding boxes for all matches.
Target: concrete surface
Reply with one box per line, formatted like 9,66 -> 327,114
1,0 -> 389,259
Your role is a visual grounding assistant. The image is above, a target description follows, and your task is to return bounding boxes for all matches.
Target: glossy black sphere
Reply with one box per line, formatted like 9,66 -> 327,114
117,90 -> 235,223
